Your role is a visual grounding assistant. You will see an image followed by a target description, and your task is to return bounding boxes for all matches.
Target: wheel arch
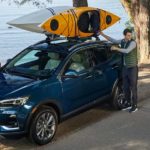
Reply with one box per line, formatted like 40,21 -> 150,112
25,100 -> 63,133
111,78 -> 122,97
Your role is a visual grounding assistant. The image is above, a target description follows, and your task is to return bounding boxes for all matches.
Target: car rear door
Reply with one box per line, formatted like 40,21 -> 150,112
92,45 -> 119,98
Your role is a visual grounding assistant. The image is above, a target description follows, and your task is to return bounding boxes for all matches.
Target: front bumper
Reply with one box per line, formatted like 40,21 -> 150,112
0,105 -> 32,135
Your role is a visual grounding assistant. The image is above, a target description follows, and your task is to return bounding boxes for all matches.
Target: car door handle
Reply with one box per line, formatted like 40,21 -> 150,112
112,65 -> 119,69
85,75 -> 93,79
95,70 -> 103,75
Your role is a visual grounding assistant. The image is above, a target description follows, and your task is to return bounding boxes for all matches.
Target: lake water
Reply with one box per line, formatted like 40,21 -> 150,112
0,0 -> 129,65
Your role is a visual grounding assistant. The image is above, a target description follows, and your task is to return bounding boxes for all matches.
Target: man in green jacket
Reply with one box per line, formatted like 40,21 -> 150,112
100,29 -> 138,113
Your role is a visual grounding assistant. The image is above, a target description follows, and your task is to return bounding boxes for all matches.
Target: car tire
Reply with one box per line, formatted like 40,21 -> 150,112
111,82 -> 124,110
27,106 -> 58,145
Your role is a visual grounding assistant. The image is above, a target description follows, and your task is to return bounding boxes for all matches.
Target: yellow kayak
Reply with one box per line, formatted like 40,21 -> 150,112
40,7 -> 120,38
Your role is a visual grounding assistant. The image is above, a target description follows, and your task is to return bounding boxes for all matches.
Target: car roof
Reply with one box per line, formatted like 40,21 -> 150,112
68,40 -> 112,51
29,38 -> 112,54
29,40 -> 69,54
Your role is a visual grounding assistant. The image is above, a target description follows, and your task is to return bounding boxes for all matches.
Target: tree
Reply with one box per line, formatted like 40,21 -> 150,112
120,0 -> 150,64
73,0 -> 88,7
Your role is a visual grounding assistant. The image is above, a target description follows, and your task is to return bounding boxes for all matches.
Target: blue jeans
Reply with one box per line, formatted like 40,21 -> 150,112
122,66 -> 138,107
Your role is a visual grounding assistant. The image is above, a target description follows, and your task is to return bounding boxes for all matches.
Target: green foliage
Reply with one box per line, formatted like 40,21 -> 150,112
126,0 -> 131,4
125,20 -> 134,30
73,0 -> 88,7
125,20 -> 136,39
0,0 -> 52,7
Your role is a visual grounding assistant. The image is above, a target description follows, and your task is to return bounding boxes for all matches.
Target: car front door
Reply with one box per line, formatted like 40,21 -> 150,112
60,49 -> 96,113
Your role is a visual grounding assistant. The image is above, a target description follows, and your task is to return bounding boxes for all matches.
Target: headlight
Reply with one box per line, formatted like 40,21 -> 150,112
0,96 -> 29,107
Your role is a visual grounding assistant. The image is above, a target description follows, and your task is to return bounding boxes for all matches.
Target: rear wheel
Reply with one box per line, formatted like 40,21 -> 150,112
27,106 -> 58,145
111,82 -> 124,110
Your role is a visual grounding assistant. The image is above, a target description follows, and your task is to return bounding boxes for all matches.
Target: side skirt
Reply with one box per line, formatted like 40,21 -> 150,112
60,94 -> 111,122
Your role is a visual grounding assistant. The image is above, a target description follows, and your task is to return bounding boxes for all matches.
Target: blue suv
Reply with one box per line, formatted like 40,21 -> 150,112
0,38 -> 123,145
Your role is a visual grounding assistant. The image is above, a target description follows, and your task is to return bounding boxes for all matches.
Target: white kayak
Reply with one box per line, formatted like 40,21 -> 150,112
7,6 -> 72,34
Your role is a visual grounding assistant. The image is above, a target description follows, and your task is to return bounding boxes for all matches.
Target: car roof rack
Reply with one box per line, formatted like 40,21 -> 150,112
44,33 -> 101,43
45,34 -> 67,44
31,34 -> 112,52
32,34 -> 103,48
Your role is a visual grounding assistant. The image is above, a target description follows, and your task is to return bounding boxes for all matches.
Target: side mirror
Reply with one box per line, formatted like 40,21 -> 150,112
62,70 -> 79,80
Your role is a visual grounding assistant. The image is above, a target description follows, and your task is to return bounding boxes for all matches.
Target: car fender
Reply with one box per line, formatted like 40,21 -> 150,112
111,78 -> 122,97
24,99 -> 63,133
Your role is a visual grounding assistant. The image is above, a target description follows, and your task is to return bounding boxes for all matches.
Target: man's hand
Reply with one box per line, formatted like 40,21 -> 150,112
111,46 -> 120,51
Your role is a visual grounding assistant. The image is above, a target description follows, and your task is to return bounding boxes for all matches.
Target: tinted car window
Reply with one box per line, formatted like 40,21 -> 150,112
65,50 -> 91,74
93,47 -> 112,65
14,50 -> 39,66
5,49 -> 67,78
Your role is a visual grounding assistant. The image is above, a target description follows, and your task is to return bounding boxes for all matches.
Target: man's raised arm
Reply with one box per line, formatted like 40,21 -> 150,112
99,31 -> 121,45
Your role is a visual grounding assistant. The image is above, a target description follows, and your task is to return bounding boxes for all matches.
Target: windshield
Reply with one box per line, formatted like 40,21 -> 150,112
4,49 -> 66,79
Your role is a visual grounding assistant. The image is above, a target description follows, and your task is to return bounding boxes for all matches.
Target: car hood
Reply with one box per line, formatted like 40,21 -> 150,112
0,72 -> 38,98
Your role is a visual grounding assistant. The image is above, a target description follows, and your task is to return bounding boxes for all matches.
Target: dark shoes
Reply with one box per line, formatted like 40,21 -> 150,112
122,106 -> 132,111
129,106 -> 138,113
121,102 -> 138,113
121,102 -> 131,111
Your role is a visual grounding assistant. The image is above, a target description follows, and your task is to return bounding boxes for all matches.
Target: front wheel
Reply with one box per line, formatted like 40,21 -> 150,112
27,106 -> 58,145
111,83 -> 125,110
